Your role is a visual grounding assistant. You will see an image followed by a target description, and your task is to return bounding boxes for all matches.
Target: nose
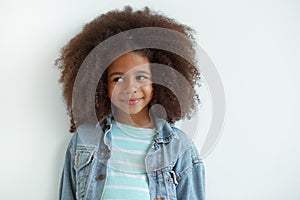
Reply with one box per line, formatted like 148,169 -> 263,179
122,78 -> 138,94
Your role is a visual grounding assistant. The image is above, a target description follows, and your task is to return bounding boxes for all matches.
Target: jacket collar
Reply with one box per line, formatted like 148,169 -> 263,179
98,114 -> 174,144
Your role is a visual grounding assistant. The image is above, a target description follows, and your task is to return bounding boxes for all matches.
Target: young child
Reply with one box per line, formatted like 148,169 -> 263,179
57,6 -> 205,200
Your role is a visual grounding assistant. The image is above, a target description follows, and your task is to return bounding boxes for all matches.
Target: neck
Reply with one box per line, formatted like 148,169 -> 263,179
112,107 -> 155,128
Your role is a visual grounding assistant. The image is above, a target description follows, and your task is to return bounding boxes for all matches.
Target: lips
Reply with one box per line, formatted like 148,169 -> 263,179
121,97 -> 143,105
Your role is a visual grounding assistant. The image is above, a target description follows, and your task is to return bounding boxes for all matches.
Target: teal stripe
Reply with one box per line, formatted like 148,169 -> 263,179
108,146 -> 146,173
105,172 -> 148,188
113,120 -> 156,138
102,122 -> 152,200
102,187 -> 150,199
111,123 -> 154,153
112,136 -> 153,152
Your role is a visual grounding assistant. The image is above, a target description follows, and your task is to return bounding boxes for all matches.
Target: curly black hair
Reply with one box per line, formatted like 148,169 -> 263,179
55,6 -> 201,133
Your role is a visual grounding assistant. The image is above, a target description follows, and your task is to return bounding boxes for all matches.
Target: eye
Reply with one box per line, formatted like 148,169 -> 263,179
113,77 -> 124,82
136,75 -> 148,81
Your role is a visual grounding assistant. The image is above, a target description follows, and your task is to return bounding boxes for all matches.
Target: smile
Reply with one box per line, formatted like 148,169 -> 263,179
121,98 -> 143,105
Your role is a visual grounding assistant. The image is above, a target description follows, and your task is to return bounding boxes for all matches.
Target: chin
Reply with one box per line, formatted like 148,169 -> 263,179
121,109 -> 143,115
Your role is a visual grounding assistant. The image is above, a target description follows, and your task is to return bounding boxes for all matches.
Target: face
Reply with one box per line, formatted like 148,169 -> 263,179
107,52 -> 153,117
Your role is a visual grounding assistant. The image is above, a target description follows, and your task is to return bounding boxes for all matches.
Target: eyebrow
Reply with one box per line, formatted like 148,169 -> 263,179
108,70 -> 151,78
108,72 -> 123,78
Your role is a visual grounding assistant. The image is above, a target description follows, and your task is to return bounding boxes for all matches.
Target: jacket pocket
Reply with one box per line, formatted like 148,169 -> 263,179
74,149 -> 95,199
150,169 -> 177,200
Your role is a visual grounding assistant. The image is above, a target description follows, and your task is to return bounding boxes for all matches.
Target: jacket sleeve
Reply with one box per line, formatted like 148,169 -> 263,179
175,143 -> 206,200
59,133 -> 77,200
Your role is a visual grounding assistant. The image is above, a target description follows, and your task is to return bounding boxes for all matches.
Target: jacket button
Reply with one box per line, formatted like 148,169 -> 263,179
97,174 -> 105,180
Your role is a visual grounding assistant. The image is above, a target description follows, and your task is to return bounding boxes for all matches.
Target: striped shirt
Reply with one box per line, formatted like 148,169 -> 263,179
102,120 -> 156,200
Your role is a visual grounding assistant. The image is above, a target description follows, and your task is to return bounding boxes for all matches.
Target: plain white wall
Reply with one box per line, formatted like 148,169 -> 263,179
0,0 -> 299,199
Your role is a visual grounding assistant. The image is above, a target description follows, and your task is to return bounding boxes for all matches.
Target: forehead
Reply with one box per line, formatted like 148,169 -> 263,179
107,52 -> 151,74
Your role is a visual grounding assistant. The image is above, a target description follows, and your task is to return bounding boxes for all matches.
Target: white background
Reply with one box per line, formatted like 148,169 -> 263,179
0,0 -> 299,199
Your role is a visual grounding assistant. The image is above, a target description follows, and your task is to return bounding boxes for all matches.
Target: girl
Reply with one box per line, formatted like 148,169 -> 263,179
57,6 -> 205,200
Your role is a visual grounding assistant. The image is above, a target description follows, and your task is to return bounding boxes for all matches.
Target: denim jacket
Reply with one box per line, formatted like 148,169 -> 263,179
59,116 -> 205,200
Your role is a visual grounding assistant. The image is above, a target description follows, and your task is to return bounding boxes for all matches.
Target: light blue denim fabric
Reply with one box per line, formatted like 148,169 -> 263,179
59,116 -> 205,200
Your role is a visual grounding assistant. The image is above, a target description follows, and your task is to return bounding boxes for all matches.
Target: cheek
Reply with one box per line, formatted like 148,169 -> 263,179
108,84 -> 123,102
144,84 -> 154,98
